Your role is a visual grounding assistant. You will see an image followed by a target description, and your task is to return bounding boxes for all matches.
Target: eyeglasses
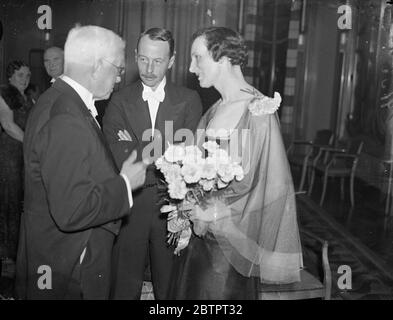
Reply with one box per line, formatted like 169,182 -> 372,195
102,58 -> 125,77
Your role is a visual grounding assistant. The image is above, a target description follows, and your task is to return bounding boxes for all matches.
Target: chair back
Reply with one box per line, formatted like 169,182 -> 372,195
287,130 -> 334,157
260,229 -> 332,300
311,130 -> 334,158
335,140 -> 363,169
314,130 -> 334,146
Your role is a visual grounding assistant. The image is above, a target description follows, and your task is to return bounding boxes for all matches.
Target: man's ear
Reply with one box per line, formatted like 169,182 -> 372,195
134,49 -> 138,63
168,51 -> 176,69
91,59 -> 103,80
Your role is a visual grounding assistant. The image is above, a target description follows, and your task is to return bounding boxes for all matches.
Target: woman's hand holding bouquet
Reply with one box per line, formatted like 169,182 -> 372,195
155,141 -> 244,255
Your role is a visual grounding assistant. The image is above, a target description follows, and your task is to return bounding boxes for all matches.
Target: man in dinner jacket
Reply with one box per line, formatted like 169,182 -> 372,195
103,27 -> 202,300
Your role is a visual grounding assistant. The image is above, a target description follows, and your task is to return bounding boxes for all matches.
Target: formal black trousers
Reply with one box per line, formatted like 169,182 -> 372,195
110,185 -> 174,300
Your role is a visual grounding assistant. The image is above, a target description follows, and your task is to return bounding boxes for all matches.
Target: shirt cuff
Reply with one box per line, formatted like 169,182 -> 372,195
120,173 -> 133,208
80,247 -> 86,264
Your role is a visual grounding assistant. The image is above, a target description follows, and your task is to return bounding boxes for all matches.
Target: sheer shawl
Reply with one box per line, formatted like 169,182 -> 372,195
195,101 -> 303,284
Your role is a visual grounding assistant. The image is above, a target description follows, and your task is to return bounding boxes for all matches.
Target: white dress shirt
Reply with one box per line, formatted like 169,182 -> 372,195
142,77 -> 166,136
61,75 -> 133,263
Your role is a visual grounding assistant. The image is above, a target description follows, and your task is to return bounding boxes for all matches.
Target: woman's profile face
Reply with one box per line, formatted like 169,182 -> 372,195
9,66 -> 31,93
189,36 -> 220,88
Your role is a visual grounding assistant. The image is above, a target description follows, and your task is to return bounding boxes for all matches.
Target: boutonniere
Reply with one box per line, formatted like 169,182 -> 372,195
241,88 -> 282,116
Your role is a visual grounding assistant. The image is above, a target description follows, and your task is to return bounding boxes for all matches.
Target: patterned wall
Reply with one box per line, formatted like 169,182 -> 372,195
281,1 -> 302,138
242,0 -> 300,143
243,0 -> 263,87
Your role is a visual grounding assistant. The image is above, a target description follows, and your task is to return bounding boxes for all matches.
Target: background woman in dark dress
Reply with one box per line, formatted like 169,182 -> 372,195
168,27 -> 303,299
0,61 -> 32,262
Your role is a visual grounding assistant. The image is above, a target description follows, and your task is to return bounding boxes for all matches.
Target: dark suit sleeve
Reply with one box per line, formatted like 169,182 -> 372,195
185,90 -> 203,133
103,95 -> 137,169
38,109 -> 130,233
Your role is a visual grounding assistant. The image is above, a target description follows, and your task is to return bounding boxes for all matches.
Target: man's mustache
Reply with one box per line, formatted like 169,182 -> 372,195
141,74 -> 157,79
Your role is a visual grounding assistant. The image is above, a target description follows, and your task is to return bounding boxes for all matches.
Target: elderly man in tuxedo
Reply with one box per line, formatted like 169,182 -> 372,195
16,25 -> 148,300
103,27 -> 202,299
43,46 -> 64,84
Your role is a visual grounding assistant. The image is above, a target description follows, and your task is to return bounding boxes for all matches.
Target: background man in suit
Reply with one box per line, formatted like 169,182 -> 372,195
103,27 -> 202,299
16,25 -> 148,299
43,46 -> 64,84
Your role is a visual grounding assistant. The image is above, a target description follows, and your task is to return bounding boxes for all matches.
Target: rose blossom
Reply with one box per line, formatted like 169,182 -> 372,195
200,161 -> 217,180
181,163 -> 202,184
183,146 -> 204,165
248,91 -> 282,116
164,144 -> 186,163
217,179 -> 229,189
155,156 -> 171,171
168,180 -> 188,199
199,179 -> 215,192
202,141 -> 219,155
232,163 -> 245,181
217,163 -> 235,183
164,163 -> 182,184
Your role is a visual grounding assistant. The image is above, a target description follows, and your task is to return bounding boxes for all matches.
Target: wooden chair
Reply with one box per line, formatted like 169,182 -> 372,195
308,140 -> 364,206
287,130 -> 334,192
259,230 -> 331,300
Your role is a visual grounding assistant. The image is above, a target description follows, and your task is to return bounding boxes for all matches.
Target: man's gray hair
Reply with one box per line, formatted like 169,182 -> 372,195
64,25 -> 125,72
44,46 -> 64,56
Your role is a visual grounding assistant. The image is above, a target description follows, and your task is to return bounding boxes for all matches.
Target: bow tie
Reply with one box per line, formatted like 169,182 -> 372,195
142,88 -> 165,103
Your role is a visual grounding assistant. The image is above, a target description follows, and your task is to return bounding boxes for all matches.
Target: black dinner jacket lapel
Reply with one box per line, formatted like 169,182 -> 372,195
124,81 -> 152,143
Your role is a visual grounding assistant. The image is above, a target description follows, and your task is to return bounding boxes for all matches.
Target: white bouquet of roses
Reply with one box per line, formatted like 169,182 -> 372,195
155,141 -> 244,255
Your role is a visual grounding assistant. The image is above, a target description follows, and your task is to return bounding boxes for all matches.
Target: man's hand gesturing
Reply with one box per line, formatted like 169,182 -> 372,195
120,150 -> 150,190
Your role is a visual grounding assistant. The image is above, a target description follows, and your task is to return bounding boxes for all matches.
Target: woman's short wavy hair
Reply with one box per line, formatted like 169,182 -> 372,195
6,60 -> 29,80
192,27 -> 248,67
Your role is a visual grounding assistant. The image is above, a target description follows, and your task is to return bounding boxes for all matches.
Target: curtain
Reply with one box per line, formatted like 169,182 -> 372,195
121,0 -> 216,87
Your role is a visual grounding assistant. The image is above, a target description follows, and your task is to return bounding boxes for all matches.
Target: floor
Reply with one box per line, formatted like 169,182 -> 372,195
300,170 -> 393,272
297,193 -> 393,299
2,167 -> 393,300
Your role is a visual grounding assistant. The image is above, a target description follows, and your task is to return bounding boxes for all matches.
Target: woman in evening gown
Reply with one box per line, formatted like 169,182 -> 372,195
168,27 -> 303,299
0,61 -> 33,261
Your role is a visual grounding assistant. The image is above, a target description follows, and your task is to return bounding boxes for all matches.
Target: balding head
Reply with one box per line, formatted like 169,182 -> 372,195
64,25 -> 126,100
44,46 -> 64,79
